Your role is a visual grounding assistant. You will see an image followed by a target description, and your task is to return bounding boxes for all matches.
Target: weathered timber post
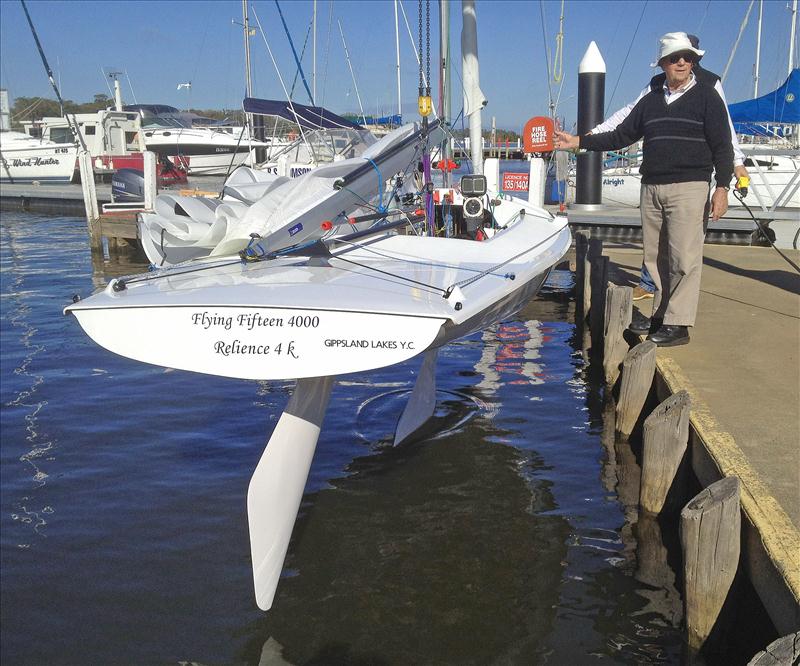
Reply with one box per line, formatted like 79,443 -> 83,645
747,632 -> 800,665
583,237 -> 603,319
680,476 -> 741,655
603,284 -> 633,386
78,150 -> 101,252
574,231 -> 590,320
589,254 -> 609,355
640,390 -> 691,514
615,340 -> 657,438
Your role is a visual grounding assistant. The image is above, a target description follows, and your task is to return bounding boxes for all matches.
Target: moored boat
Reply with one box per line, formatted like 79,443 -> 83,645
0,130 -> 78,183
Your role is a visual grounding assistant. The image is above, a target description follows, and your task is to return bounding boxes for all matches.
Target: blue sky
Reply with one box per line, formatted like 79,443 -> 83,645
1,0 -> 796,132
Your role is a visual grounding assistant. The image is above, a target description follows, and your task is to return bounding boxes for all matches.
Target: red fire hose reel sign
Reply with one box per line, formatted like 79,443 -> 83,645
523,116 -> 554,153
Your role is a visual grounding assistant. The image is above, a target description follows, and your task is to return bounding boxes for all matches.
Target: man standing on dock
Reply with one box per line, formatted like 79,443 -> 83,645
589,34 -> 750,303
554,32 -> 734,347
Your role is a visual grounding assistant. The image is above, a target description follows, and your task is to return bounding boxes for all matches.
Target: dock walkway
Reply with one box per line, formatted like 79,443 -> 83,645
604,241 -> 800,630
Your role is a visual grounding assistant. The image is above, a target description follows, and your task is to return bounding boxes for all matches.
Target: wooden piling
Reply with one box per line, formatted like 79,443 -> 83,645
589,254 -> 609,355
680,476 -> 741,654
640,390 -> 691,514
78,150 -> 101,251
574,231 -> 590,320
615,340 -> 657,438
747,632 -> 800,665
603,284 -> 633,386
584,237 -> 603,319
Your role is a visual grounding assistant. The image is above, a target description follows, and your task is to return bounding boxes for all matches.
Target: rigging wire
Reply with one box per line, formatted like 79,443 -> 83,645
273,0 -> 315,104
538,0 -> 554,114
337,19 -> 367,126
605,0 -> 648,115
289,21 -> 313,101
722,0 -> 755,84
696,0 -> 712,36
320,0 -> 334,109
251,5 -> 311,150
19,0 -> 86,151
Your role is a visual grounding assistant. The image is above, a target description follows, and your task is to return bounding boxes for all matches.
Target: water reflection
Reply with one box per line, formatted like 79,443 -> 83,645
245,426 -> 571,665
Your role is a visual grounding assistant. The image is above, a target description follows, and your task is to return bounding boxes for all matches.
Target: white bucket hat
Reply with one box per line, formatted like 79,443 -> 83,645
650,32 -> 705,68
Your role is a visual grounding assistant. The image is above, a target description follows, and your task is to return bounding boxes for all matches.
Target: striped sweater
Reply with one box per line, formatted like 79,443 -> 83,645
580,81 -> 734,188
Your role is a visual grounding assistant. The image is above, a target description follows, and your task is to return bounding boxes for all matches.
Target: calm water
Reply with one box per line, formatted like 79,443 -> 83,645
1,212 -> 683,665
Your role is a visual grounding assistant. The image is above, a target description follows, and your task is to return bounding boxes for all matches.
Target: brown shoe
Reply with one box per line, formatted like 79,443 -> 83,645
632,286 -> 654,301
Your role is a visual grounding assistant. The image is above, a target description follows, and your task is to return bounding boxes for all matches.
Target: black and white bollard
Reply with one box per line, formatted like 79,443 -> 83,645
573,41 -> 605,211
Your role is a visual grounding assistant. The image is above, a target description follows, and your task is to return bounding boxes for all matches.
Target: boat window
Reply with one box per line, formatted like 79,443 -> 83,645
85,126 -> 96,136
50,127 -> 75,144
125,132 -> 139,149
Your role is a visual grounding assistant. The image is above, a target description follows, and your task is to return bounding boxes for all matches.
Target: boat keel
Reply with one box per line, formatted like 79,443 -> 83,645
393,349 -> 439,446
247,375 -> 334,610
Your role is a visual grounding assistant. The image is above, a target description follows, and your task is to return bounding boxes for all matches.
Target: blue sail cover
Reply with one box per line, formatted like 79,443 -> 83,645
243,98 -> 363,130
361,114 -> 403,126
728,68 -> 799,136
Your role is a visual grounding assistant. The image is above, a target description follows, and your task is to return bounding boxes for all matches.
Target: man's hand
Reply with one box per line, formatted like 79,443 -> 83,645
734,165 -> 749,180
553,130 -> 580,151
710,187 -> 729,221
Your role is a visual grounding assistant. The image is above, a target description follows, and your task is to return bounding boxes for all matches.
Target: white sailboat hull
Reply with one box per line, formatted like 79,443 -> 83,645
597,151 -> 800,209
67,209 -> 571,381
0,132 -> 77,183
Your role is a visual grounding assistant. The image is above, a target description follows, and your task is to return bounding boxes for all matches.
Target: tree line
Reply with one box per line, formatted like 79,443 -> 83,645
9,94 -> 242,128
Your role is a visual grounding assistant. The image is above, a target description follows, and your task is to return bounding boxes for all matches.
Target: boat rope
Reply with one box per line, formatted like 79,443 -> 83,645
330,234 -> 527,280
332,255 -> 448,296
117,216 -> 566,298
444,224 -> 567,296
733,190 -> 800,272
366,159 -> 387,213
552,0 -> 565,83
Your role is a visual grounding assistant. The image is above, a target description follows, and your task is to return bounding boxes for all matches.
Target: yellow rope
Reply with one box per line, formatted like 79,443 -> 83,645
552,0 -> 565,83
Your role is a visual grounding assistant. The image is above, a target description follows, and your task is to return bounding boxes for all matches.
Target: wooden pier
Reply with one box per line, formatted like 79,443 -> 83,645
575,232 -> 800,659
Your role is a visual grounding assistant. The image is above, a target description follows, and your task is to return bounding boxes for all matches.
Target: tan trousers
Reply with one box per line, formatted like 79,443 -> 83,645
640,181 -> 710,327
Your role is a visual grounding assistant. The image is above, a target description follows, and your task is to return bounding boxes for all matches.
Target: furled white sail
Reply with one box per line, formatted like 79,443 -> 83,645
139,122 -> 443,266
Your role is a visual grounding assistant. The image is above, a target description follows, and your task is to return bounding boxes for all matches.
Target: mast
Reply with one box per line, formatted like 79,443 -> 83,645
243,0 -> 253,97
439,0 -> 452,186
461,0 -> 486,174
394,0 -> 402,120
312,0 -> 317,103
790,0 -> 798,75
754,0 -> 762,97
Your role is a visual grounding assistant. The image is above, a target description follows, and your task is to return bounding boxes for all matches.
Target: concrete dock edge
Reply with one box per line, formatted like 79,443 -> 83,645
654,354 -> 800,634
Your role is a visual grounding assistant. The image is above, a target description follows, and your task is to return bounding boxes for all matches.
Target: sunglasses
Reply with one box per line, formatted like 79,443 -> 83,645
668,52 -> 696,64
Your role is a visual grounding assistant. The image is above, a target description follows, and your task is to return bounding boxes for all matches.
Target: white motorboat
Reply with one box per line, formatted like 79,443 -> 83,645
0,130 -> 78,183
137,122 -> 435,267
596,148 -> 800,210
125,104 -> 269,176
65,173 -> 571,610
